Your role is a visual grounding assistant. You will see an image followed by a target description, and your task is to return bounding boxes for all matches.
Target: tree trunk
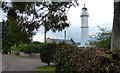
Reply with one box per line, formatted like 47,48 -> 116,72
111,2 -> 120,49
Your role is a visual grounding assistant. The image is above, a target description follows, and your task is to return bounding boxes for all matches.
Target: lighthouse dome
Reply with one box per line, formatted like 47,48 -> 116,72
81,4 -> 89,17
82,4 -> 87,11
82,7 -> 87,10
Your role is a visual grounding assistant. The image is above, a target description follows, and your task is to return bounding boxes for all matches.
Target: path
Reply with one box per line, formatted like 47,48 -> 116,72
2,54 -> 47,71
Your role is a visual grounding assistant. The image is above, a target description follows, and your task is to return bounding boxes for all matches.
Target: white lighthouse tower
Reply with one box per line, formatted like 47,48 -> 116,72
80,4 -> 89,47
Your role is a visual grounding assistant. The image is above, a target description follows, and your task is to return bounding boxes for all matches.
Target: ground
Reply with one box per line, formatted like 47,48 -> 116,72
2,54 -> 47,71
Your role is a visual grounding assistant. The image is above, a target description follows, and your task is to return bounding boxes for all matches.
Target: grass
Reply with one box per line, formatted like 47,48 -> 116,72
35,66 -> 56,73
9,55 -> 27,58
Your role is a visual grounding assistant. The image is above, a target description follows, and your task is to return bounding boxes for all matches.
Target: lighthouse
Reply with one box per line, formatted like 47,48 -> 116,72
80,4 -> 89,47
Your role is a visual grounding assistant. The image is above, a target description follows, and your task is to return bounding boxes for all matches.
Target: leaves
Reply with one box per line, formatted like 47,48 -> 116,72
89,27 -> 112,50
1,1 -> 78,44
40,42 -> 57,66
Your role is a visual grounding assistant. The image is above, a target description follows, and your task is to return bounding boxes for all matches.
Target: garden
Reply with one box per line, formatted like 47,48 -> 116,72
2,42 -> 120,73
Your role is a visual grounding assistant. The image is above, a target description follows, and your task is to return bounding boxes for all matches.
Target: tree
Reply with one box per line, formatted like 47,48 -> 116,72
89,27 -> 111,50
35,2 -> 78,42
1,1 -> 79,43
2,20 -> 15,54
111,1 -> 120,49
2,2 -> 34,44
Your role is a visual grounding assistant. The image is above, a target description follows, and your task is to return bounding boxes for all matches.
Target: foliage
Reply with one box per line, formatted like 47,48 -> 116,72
2,20 -> 7,36
20,43 -> 43,53
32,41 -> 42,44
7,8 -> 32,44
1,1 -> 79,44
77,47 -> 120,73
10,42 -> 43,54
2,48 -> 10,54
89,27 -> 112,50
55,45 -> 120,73
2,2 -> 40,44
54,43 -> 79,72
2,20 -> 15,54
35,2 -> 78,32
2,34 -> 15,54
54,43 -> 120,72
40,42 -> 57,66
11,44 -> 20,51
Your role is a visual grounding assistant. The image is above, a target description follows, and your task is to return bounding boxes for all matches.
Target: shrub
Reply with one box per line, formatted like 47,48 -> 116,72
54,43 -> 79,72
89,27 -> 111,50
77,48 -> 120,73
11,44 -> 27,51
32,41 -> 41,44
54,44 -> 120,73
11,44 -> 21,51
2,48 -> 10,54
40,42 -> 57,66
21,43 -> 43,53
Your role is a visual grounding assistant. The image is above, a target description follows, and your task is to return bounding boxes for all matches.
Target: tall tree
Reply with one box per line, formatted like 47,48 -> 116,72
111,1 -> 120,49
2,2 -> 33,44
2,20 -> 15,54
2,1 -> 78,43
35,2 -> 78,42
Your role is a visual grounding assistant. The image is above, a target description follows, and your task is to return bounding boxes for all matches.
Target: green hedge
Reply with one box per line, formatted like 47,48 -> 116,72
20,43 -> 43,53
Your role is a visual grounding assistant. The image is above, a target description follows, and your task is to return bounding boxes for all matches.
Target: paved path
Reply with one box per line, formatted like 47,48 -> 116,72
2,54 -> 47,71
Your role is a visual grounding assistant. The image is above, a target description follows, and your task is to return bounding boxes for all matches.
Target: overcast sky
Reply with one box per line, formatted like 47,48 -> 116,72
0,0 -> 114,42
33,0 -> 114,42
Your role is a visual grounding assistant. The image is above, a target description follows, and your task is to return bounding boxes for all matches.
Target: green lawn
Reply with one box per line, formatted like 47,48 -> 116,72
35,66 -> 56,73
9,55 -> 27,58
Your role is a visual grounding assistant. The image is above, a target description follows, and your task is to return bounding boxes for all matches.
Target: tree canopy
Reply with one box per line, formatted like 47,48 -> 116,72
1,1 -> 78,44
89,27 -> 111,50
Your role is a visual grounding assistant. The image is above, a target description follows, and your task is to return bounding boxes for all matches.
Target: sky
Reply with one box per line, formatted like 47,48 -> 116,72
0,0 -> 114,42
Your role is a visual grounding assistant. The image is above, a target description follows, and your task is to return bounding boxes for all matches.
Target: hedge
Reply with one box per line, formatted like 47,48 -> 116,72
20,43 -> 43,53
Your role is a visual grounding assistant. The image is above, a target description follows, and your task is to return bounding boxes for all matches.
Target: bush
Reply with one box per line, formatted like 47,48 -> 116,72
54,44 -> 120,73
21,43 -> 43,53
89,27 -> 111,50
77,48 -> 120,73
2,34 -> 15,54
54,43 -> 79,72
40,42 -> 57,66
11,44 -> 21,51
2,48 -> 10,54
